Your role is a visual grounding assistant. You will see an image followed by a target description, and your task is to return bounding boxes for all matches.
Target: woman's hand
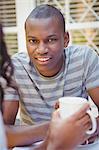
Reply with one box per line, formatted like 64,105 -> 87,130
47,104 -> 91,150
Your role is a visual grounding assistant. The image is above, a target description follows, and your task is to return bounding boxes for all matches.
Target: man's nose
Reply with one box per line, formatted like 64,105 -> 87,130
36,42 -> 48,54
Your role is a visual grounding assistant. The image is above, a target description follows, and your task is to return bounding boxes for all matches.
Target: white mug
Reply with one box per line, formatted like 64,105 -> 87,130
59,97 -> 97,135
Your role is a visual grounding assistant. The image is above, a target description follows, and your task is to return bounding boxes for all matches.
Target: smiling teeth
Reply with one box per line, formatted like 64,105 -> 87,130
37,58 -> 50,61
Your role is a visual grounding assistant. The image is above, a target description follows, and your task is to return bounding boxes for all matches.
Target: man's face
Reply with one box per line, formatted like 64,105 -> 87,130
25,17 -> 69,77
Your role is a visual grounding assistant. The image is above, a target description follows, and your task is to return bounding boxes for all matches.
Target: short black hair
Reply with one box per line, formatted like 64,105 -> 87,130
25,4 -> 65,32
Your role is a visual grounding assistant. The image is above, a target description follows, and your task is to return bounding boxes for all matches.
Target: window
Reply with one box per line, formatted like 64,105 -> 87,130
0,0 -> 18,55
36,0 -> 99,54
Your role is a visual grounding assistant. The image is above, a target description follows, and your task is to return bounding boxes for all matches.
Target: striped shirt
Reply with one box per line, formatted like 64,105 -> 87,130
4,45 -> 99,125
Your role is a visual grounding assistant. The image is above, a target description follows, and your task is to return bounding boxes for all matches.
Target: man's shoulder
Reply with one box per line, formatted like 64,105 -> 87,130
11,52 -> 29,63
66,45 -> 91,53
11,52 -> 30,68
12,52 -> 28,59
65,45 -> 96,58
65,45 -> 98,67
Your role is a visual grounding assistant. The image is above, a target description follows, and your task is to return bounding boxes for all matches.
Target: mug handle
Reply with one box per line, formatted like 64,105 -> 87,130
86,110 -> 97,135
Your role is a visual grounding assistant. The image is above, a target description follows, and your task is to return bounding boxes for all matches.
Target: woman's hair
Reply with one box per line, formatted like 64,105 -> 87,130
0,24 -> 14,84
0,23 -> 16,112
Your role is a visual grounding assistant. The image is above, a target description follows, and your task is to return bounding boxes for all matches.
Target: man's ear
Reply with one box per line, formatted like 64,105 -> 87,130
64,32 -> 69,48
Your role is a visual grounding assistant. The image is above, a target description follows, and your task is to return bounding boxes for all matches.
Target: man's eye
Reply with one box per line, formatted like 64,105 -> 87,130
48,38 -> 57,43
29,39 -> 38,44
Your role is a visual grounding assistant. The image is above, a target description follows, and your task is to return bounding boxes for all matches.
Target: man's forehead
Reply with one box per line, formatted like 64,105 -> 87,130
25,17 -> 62,37
26,16 -> 60,26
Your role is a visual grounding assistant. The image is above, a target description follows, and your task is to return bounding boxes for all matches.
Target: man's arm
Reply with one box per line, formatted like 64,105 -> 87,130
88,87 -> 99,107
87,87 -> 99,143
3,101 -> 19,125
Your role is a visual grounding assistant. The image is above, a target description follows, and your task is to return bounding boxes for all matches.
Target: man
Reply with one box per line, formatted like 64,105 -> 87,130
3,4 -> 99,145
0,23 -> 92,150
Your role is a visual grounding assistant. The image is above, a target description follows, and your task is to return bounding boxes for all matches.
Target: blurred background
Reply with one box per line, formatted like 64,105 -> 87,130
0,0 -> 99,55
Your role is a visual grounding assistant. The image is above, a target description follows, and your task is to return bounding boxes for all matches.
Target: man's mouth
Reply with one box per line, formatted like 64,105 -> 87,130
37,57 -> 50,62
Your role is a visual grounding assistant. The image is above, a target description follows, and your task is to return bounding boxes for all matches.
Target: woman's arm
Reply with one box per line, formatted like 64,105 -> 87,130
6,122 -> 49,148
